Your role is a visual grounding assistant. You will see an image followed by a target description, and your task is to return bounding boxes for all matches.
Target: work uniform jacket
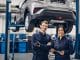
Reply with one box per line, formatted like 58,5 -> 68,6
51,35 -> 74,60
32,32 -> 51,60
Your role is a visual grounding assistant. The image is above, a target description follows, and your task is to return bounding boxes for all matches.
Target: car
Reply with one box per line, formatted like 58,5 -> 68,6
12,0 -> 75,33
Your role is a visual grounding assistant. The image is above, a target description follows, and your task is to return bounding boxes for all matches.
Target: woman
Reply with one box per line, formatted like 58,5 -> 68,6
51,25 -> 74,60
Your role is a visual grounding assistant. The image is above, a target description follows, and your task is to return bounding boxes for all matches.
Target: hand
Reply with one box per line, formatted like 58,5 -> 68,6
59,50 -> 64,56
34,41 -> 40,47
47,42 -> 51,46
50,48 -> 56,53
36,44 -> 40,47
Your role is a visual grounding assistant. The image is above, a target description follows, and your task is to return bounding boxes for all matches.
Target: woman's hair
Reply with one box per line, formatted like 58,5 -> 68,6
56,25 -> 65,34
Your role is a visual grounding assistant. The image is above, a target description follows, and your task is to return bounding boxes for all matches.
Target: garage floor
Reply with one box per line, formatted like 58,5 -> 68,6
0,53 -> 78,60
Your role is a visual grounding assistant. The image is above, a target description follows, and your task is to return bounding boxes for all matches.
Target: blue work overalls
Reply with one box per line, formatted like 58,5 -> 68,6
32,32 -> 51,60
51,35 -> 74,60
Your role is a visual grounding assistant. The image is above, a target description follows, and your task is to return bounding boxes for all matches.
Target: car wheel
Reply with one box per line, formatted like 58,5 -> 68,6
25,23 -> 34,32
65,22 -> 73,33
25,15 -> 34,32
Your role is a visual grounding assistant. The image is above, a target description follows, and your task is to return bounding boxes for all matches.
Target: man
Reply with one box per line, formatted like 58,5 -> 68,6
32,20 -> 51,60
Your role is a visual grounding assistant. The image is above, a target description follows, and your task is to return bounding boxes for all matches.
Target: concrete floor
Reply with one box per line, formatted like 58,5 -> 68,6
0,53 -> 79,60
0,53 -> 33,60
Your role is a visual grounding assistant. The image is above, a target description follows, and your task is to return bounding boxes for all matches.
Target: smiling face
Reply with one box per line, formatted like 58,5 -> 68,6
58,27 -> 65,37
40,21 -> 48,32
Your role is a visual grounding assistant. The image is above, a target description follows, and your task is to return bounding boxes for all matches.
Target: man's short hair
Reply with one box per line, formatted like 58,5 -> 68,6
40,20 -> 49,25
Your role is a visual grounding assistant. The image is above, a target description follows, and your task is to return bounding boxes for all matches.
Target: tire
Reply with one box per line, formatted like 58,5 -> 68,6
65,22 -> 73,33
25,23 -> 34,32
25,14 -> 34,32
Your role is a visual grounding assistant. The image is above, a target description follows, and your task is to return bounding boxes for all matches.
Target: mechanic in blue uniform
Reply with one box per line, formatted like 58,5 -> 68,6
51,25 -> 74,60
32,20 -> 51,60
